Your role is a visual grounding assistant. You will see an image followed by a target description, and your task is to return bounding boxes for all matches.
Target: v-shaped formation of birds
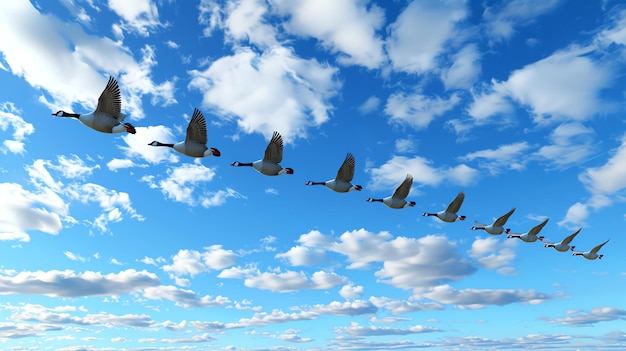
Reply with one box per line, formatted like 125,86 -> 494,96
52,77 -> 609,261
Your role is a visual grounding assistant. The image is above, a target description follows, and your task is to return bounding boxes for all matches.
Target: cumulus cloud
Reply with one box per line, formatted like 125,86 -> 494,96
469,237 -> 517,275
544,307 -> 626,326
334,322 -> 441,336
273,0 -> 386,69
219,266 -> 346,292
162,246 -> 237,277
460,142 -> 532,175
188,46 -> 340,143
386,0 -> 467,73
0,269 -> 159,297
385,92 -> 461,130
419,284 -> 551,309
107,0 -> 164,37
368,155 -> 478,191
143,285 -> 230,309
0,1 -> 174,121
483,0 -> 562,43
0,102 -> 34,154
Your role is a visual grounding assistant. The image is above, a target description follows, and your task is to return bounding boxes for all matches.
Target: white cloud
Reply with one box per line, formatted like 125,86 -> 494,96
469,237 -> 517,275
385,92 -> 461,130
441,43 -> 482,90
273,0 -> 386,69
0,182 -> 66,242
334,322 -> 441,336
483,0 -> 562,42
369,296 -> 443,315
275,245 -> 327,266
386,0 -> 467,73
0,269 -> 159,297
469,47 -> 612,125
460,142 -> 532,175
580,133 -> 626,195
309,300 -> 377,316
419,285 -> 551,309
545,307 -> 626,326
394,138 -> 415,153
0,102 -> 34,154
219,266 -> 346,292
143,285 -> 230,309
64,251 -> 87,262
358,96 -> 380,115
107,0 -> 163,37
162,246 -> 237,277
223,0 -> 279,49
106,158 -> 138,171
188,46 -> 340,143
558,202 -> 589,229
368,155 -> 478,191
535,123 -> 597,169
339,284 -> 363,300
141,163 -> 219,206
120,125 -> 179,164
0,1 -> 174,121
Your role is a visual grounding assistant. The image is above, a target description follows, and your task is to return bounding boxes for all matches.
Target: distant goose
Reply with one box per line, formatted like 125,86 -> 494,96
470,208 -> 515,235
572,239 -> 609,260
507,218 -> 549,242
366,174 -> 415,209
305,153 -> 362,192
231,131 -> 293,176
543,228 -> 581,252
52,76 -> 136,134
422,191 -> 466,222
148,108 -> 220,158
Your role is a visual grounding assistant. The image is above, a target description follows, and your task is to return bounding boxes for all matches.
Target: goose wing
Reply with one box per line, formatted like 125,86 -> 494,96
590,239 -> 610,253
263,131 -> 284,163
445,191 -> 465,213
528,218 -> 549,235
185,108 -> 208,145
494,208 -> 515,227
392,174 -> 413,199
335,153 -> 356,182
95,76 -> 123,120
561,228 -> 581,245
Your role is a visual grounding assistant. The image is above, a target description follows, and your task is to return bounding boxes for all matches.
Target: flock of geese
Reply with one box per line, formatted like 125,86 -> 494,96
52,77 -> 610,261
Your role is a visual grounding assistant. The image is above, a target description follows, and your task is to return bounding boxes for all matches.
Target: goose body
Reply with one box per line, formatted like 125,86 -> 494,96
423,191 -> 466,222
572,239 -> 609,260
470,208 -> 515,235
543,228 -> 581,252
231,131 -> 293,176
148,108 -> 220,158
507,218 -> 548,242
367,174 -> 415,209
52,76 -> 136,134
306,153 -> 362,192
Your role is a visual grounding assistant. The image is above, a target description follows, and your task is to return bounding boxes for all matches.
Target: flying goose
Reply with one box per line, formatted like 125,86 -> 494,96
366,174 -> 415,209
543,228 -> 581,252
470,208 -> 515,235
507,218 -> 549,242
423,191 -> 466,222
571,239 -> 609,260
305,153 -> 362,192
52,76 -> 136,134
230,131 -> 293,176
148,108 -> 221,158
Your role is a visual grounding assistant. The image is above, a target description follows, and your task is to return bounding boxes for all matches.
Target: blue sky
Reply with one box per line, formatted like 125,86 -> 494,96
0,0 -> 625,350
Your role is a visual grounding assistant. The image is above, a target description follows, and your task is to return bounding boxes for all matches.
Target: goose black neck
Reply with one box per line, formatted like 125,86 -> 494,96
237,162 -> 253,167
156,142 -> 175,147
65,112 -> 80,118
370,198 -> 383,202
424,212 -> 436,216
309,181 -> 326,185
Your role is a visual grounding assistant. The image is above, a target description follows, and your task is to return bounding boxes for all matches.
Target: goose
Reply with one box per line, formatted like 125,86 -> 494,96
148,108 -> 220,158
52,76 -> 136,134
422,191 -> 466,222
507,218 -> 549,242
571,239 -> 609,260
366,174 -> 415,209
305,153 -> 362,192
470,208 -> 515,235
230,131 -> 293,176
542,228 -> 581,252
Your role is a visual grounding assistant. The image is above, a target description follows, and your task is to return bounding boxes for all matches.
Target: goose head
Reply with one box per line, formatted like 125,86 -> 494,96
505,228 -> 511,234
538,236 -> 545,241
148,141 -> 161,147
210,148 -> 221,157
458,215 -> 466,221
231,161 -> 240,166
278,167 -> 294,175
353,185 -> 363,191
407,201 -> 416,207
52,110 -> 68,117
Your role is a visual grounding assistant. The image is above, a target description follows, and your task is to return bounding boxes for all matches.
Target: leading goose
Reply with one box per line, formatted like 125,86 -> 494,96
507,218 -> 549,242
423,191 -> 466,222
305,153 -> 362,192
470,208 -> 515,235
366,174 -> 415,209
543,228 -> 581,252
148,108 -> 220,158
231,131 -> 293,176
571,239 -> 609,260
52,76 -> 136,134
